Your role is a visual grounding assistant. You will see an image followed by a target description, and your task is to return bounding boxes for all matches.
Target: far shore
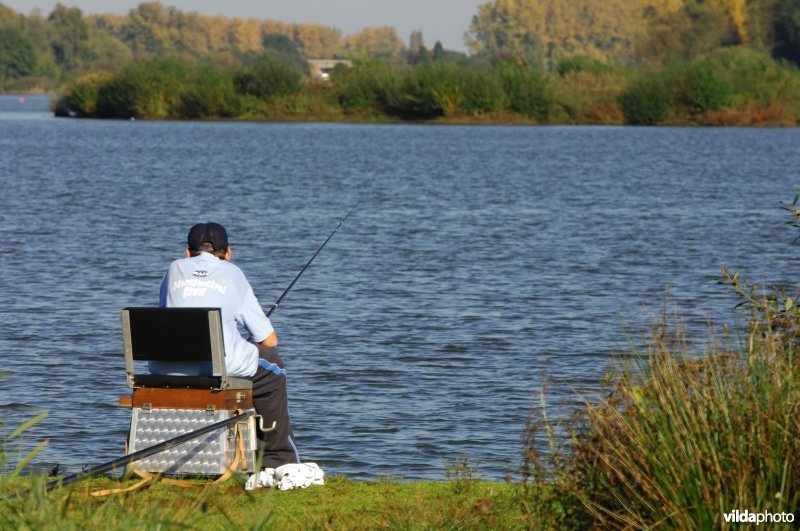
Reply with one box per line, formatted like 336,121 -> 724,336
5,92 -> 796,128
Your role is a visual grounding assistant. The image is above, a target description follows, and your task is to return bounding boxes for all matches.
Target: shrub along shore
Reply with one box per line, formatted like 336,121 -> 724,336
54,47 -> 800,126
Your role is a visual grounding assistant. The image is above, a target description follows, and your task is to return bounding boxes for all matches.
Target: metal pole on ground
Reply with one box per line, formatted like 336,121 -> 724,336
3,410 -> 254,501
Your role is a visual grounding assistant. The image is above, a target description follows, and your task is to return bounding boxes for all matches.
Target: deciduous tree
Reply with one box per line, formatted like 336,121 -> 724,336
433,41 -> 444,61
635,1 -> 736,65
468,0 -> 637,66
0,27 -> 37,84
0,4 -> 18,29
345,27 -> 404,56
228,17 -> 261,52
772,0 -> 800,65
48,3 -> 88,71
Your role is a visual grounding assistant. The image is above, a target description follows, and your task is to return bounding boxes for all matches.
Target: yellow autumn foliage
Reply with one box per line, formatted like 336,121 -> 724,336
469,0 -> 639,64
470,0 -> 758,65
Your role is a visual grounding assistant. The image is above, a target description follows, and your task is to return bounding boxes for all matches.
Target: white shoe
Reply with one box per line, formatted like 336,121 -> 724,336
244,468 -> 276,490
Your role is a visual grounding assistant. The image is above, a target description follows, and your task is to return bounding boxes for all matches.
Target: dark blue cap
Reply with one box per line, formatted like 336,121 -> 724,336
188,222 -> 229,251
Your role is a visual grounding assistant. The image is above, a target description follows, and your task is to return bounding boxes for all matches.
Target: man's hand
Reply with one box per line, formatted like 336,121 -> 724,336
260,331 -> 278,348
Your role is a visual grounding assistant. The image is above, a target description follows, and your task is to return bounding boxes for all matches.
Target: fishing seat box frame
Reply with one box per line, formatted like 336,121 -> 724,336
119,307 -> 258,476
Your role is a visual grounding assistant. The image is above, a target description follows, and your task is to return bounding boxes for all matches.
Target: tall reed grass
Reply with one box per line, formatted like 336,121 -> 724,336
525,291 -> 800,528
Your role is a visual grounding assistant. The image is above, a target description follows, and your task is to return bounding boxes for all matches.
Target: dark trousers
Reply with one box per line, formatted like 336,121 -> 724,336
251,345 -> 300,468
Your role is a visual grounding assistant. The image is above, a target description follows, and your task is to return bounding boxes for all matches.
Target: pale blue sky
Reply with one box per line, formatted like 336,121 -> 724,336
4,0 -> 484,52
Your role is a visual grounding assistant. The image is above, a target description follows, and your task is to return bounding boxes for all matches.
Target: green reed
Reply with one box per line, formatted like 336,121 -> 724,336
526,295 -> 800,529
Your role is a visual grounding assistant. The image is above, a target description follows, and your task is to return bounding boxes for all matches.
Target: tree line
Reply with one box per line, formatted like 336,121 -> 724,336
468,0 -> 800,69
0,1 -> 409,90
2,0 -> 799,125
3,0 -> 800,92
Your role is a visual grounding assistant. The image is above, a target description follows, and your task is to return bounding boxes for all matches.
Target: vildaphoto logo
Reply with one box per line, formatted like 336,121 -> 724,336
723,509 -> 795,525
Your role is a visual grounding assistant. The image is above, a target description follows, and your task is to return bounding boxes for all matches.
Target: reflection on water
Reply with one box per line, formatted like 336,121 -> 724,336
1,95 -> 799,480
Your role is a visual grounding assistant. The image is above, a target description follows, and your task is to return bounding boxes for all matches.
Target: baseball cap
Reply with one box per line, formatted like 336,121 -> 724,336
187,222 -> 229,251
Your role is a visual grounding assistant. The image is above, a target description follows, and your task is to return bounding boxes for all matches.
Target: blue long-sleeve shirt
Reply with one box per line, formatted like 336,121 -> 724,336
149,252 -> 274,378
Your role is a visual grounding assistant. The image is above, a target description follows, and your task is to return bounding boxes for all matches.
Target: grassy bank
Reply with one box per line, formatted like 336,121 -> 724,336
2,475 -> 531,529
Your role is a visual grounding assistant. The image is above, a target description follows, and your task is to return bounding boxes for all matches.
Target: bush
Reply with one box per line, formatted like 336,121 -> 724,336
262,82 -> 342,119
459,66 -> 508,114
95,75 -> 138,118
704,47 -> 800,115
386,63 -> 461,119
553,70 -> 627,123
426,63 -> 510,115
498,61 -> 553,120
95,59 -> 191,119
686,59 -> 733,113
358,62 -> 507,118
233,51 -> 305,101
556,54 -> 620,77
179,64 -> 239,118
330,57 -> 399,112
55,71 -> 115,117
618,74 -> 671,125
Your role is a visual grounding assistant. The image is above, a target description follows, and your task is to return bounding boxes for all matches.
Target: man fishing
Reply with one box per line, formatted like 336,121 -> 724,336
153,222 -> 301,472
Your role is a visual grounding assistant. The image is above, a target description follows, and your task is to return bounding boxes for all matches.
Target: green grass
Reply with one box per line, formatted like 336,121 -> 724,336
2,475 -> 532,530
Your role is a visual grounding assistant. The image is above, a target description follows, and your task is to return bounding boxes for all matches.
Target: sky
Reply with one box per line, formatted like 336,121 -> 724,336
4,0 -> 485,52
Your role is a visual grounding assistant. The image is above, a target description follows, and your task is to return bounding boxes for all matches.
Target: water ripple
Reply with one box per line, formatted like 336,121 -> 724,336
1,101 -> 799,480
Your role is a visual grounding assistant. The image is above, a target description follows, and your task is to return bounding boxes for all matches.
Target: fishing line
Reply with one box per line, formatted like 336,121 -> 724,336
266,197 -> 361,318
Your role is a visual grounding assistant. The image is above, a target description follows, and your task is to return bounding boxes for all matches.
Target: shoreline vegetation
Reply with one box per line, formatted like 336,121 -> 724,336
50,49 -> 800,126
2,1 -> 800,126
3,245 -> 800,527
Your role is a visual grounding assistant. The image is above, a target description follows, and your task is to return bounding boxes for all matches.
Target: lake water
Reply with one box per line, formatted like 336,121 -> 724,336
1,94 -> 799,481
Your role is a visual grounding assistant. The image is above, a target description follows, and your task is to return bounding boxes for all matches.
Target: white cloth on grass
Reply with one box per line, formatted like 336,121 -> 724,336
244,467 -> 275,490
275,462 -> 324,490
244,463 -> 324,491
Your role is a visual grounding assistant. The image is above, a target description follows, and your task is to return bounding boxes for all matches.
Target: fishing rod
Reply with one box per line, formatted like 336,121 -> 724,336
2,411 -> 254,501
266,198 -> 361,318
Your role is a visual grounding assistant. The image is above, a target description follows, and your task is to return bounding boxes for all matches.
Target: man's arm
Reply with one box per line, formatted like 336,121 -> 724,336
239,273 -> 277,347
159,272 -> 169,307
259,331 -> 278,348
